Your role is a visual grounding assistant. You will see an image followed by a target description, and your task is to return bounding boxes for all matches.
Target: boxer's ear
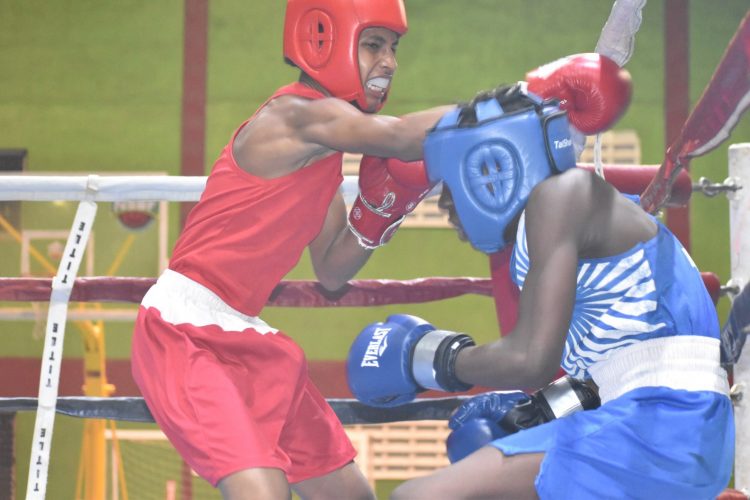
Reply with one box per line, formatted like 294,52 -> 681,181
437,186 -> 468,242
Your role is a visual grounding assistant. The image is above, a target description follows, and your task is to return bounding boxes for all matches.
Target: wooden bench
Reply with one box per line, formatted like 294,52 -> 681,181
345,421 -> 451,488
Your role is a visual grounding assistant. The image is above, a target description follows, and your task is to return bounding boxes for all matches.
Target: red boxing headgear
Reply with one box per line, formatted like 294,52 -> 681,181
284,0 -> 408,112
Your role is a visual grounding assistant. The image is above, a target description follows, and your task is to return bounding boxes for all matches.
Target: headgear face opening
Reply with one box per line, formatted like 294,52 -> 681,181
284,0 -> 408,112
424,84 -> 578,254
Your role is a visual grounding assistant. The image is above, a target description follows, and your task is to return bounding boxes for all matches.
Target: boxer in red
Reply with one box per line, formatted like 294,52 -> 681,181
132,1 -> 446,498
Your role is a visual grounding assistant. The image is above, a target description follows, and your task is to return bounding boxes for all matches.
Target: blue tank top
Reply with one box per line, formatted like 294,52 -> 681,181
510,196 -> 719,379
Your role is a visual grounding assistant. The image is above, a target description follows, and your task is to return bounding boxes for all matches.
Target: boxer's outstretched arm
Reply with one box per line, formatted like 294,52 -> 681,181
296,97 -> 454,162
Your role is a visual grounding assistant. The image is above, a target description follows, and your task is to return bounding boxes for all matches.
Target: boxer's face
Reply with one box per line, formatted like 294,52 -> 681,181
358,27 -> 399,112
437,186 -> 469,242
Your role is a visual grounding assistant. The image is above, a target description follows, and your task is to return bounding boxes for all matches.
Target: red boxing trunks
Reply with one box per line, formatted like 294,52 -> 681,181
131,270 -> 356,486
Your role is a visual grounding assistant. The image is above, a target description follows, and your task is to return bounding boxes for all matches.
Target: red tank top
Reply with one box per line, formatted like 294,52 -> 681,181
169,83 -> 343,316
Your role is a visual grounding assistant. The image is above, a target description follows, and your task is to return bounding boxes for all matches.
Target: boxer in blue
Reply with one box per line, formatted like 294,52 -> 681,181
347,82 -> 735,498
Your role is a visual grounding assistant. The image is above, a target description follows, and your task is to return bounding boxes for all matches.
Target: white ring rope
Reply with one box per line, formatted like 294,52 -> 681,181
0,174 -> 363,205
0,175 -> 206,202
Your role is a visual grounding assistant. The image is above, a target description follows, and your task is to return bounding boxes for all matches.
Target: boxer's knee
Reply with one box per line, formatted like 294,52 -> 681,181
391,476 -> 443,500
293,461 -> 374,500
218,467 -> 290,500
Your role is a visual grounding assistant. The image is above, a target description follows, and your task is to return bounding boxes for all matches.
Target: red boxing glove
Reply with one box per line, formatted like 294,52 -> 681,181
348,156 -> 433,249
526,53 -> 632,135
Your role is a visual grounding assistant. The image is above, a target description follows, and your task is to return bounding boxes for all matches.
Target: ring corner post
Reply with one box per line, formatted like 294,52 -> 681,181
728,142 -> 750,492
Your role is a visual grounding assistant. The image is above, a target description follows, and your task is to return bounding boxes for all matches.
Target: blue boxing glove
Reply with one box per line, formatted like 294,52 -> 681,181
446,391 -> 528,463
446,377 -> 600,463
445,418 -> 506,464
346,314 -> 475,408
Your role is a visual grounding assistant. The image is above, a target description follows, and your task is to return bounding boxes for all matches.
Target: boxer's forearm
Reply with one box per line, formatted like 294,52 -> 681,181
455,340 -> 561,390
313,228 -> 372,291
309,192 -> 373,291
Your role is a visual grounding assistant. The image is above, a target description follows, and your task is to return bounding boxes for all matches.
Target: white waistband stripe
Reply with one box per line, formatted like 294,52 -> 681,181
142,269 -> 277,335
588,336 -> 729,404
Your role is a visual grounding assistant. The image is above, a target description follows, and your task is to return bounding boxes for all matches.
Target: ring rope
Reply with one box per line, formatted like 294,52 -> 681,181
0,277 -> 493,306
0,396 -> 468,426
0,164 -> 691,207
0,273 -> 722,307
0,175 -> 359,204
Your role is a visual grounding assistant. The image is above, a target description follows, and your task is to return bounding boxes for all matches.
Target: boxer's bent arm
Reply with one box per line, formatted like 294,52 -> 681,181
455,176 -> 588,389
294,97 -> 453,162
309,190 -> 372,291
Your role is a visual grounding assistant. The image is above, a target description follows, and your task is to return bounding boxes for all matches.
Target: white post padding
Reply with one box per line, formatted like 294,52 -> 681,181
728,143 -> 749,492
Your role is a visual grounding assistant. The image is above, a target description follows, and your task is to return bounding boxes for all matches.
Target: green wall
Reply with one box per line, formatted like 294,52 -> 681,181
1,1 -> 749,497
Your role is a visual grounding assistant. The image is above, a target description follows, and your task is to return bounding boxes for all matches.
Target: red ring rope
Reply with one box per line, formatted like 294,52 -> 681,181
0,273 -> 722,307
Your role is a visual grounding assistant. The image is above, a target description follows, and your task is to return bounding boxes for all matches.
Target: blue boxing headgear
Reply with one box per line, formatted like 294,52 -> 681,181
424,84 -> 577,253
